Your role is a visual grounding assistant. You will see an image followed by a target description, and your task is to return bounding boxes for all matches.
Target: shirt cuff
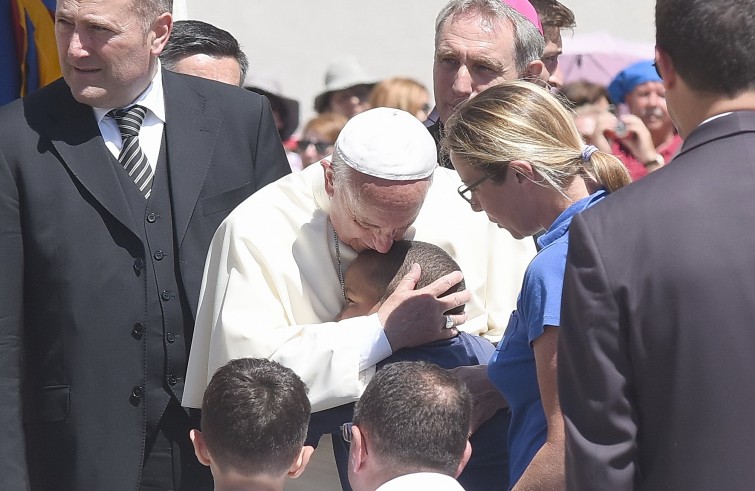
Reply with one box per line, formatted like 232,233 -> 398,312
357,313 -> 393,371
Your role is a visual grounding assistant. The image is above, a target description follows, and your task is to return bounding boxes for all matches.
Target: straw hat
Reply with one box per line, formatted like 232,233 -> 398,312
314,57 -> 377,113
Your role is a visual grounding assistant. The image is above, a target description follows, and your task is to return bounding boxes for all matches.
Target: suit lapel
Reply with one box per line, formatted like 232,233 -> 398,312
162,71 -> 221,247
45,81 -> 138,235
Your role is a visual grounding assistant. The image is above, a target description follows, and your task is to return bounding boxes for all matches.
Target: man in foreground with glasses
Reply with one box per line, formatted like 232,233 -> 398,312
346,361 -> 472,491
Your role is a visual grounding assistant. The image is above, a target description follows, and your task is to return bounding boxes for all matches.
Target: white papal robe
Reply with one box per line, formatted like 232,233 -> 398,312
183,164 -> 534,411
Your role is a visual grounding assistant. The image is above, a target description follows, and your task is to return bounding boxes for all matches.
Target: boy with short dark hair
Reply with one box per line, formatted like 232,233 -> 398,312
191,358 -> 312,491
338,240 -> 491,367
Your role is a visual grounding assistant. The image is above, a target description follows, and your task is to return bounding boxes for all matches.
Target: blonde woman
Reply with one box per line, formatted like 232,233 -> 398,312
368,77 -> 431,121
444,81 -> 630,490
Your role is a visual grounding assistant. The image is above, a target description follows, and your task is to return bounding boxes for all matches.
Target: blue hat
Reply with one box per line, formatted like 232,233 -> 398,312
607,60 -> 661,104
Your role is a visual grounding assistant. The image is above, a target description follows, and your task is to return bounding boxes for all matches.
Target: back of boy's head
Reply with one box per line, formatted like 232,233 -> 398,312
356,240 -> 466,315
201,358 -> 311,476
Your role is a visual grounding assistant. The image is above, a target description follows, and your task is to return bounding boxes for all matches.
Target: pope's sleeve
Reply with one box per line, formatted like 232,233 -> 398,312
183,212 -> 387,412
557,213 -> 637,491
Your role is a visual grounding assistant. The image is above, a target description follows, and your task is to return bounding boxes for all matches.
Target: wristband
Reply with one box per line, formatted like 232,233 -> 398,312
644,154 -> 665,168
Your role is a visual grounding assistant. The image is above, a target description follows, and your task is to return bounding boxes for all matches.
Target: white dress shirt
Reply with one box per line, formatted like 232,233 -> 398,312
376,472 -> 465,490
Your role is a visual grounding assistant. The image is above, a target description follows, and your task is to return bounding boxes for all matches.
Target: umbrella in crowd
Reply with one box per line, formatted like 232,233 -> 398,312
559,30 -> 655,87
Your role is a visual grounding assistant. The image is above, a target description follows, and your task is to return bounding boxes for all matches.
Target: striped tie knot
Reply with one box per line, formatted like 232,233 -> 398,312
107,104 -> 153,199
110,105 -> 147,138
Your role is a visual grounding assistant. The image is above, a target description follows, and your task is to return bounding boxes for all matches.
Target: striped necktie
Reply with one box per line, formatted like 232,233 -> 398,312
109,105 -> 154,199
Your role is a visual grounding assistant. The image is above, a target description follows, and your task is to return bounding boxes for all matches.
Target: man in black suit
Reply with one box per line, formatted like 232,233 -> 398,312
557,0 -> 755,489
0,0 -> 290,489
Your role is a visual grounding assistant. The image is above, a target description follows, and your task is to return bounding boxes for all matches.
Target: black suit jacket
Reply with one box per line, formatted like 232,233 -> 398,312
0,71 -> 290,490
558,111 -> 755,490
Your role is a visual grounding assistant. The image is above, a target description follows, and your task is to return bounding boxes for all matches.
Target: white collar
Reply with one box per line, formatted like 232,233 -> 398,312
698,111 -> 733,128
376,472 -> 463,490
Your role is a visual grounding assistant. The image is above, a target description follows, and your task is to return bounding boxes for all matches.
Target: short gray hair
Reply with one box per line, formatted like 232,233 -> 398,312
435,0 -> 544,76
329,151 -> 358,207
132,0 -> 173,32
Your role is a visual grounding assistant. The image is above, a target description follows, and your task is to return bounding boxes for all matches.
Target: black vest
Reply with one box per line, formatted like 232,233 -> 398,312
111,133 -> 192,435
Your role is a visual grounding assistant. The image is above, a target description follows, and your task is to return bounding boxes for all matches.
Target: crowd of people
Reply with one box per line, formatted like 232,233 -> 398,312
1,0 -> 754,490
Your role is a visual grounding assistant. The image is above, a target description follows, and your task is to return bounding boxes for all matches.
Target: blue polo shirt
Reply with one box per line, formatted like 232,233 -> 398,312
488,189 -> 608,487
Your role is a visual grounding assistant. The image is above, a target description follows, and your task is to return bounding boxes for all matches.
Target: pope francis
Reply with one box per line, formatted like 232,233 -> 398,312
183,108 -> 534,411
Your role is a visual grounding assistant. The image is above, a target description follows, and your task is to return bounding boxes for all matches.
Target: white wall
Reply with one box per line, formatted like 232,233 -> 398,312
564,0 -> 655,41
179,0 -> 655,130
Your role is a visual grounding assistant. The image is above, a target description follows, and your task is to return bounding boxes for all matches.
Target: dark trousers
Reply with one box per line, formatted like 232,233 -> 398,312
139,400 -> 213,491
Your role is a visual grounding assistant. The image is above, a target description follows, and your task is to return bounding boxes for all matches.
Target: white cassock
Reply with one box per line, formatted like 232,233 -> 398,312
183,164 -> 535,411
